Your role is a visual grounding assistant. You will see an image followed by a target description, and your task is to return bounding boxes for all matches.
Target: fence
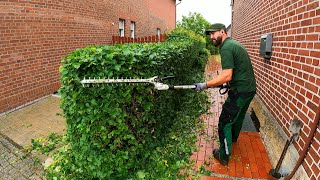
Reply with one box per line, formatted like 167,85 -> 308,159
112,34 -> 167,44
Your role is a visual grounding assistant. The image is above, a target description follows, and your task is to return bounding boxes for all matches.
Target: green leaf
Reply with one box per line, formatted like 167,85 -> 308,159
114,65 -> 121,71
143,102 -> 152,111
73,63 -> 81,69
137,171 -> 145,179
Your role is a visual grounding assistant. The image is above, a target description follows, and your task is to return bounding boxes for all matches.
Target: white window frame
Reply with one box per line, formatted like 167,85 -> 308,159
130,21 -> 135,38
119,19 -> 125,37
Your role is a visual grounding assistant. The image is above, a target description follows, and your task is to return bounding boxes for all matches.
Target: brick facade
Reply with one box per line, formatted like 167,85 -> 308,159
231,0 -> 319,179
0,0 -> 176,113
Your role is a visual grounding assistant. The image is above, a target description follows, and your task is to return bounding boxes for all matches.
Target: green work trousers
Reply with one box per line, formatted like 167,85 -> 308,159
218,89 -> 256,161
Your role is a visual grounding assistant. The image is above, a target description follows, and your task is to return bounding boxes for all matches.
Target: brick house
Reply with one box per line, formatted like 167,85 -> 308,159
231,0 -> 319,179
0,0 -> 176,114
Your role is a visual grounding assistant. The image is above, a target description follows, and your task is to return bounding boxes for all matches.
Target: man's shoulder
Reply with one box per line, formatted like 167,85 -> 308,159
223,38 -> 246,52
222,38 -> 236,49
225,38 -> 240,46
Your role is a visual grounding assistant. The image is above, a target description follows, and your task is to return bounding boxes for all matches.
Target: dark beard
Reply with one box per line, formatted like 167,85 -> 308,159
213,36 -> 222,46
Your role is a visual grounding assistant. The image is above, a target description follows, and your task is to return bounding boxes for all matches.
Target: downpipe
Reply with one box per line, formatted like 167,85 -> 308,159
269,119 -> 302,179
284,103 -> 320,180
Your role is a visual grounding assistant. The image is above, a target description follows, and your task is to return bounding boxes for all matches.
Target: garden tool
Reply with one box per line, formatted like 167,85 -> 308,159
269,119 -> 302,179
80,76 -> 229,94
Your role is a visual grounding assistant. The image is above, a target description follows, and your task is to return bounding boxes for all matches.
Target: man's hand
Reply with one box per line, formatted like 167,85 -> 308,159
195,82 -> 207,91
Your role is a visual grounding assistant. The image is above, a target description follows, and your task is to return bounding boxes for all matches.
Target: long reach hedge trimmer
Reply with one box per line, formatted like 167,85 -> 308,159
80,75 -> 229,94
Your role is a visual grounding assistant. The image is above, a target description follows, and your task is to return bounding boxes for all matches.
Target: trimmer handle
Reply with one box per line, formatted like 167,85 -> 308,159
218,84 -> 229,95
216,71 -> 230,95
166,84 -> 229,94
169,85 -> 196,90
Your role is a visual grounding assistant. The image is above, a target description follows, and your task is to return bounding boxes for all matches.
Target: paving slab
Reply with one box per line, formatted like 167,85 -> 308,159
0,96 -> 66,147
0,96 -> 66,179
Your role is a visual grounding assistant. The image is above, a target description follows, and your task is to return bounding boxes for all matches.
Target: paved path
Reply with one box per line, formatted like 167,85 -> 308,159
0,96 -> 65,179
0,134 -> 43,180
0,96 -> 65,147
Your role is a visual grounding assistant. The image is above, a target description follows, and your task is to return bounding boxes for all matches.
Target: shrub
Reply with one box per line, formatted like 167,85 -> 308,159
47,29 -> 209,179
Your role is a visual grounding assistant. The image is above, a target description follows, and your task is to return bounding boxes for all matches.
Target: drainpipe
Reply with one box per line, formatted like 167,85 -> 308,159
284,103 -> 320,180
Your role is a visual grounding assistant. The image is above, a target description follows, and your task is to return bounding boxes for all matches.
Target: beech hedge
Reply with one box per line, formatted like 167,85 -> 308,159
48,29 -> 210,179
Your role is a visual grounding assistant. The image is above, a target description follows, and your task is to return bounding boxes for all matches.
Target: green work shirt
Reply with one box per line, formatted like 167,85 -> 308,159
220,37 -> 256,93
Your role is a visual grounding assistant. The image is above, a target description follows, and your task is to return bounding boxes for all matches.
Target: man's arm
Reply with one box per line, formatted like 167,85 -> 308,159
206,69 -> 233,88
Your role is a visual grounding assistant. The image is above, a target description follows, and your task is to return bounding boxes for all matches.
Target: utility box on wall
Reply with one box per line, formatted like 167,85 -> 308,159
260,33 -> 272,59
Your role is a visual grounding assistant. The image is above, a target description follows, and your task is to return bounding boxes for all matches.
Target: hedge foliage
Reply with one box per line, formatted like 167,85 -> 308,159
48,29 -> 210,179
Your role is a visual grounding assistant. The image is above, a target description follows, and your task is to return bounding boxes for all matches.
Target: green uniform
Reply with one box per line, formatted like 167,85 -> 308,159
218,37 -> 256,161
220,37 -> 256,93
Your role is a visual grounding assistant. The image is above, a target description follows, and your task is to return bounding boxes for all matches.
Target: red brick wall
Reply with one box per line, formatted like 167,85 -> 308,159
232,0 -> 319,178
0,0 -> 176,113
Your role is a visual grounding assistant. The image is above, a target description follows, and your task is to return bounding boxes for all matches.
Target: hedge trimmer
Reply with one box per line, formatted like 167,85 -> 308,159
80,76 -> 229,94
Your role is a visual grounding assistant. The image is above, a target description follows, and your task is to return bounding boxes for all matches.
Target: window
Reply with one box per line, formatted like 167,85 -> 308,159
119,19 -> 125,37
130,21 -> 135,38
157,28 -> 161,37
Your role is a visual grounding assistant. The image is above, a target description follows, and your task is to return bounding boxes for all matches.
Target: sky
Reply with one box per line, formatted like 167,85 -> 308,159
176,0 -> 232,26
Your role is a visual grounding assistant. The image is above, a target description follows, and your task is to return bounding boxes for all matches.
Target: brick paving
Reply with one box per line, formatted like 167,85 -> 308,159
0,96 -> 65,180
192,56 -> 274,179
0,134 -> 43,180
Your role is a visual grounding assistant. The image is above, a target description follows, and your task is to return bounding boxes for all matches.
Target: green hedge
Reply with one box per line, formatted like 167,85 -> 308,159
48,29 -> 210,179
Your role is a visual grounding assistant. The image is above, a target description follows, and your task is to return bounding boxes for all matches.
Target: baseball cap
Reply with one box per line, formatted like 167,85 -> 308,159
205,23 -> 227,35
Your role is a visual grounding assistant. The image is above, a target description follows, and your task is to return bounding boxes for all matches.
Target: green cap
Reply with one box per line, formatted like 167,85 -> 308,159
205,23 -> 227,35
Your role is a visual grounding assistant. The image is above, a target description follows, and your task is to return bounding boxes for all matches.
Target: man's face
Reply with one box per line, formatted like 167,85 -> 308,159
210,30 -> 223,46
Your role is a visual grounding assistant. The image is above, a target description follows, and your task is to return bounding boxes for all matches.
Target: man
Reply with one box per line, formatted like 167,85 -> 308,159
194,23 -> 256,166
